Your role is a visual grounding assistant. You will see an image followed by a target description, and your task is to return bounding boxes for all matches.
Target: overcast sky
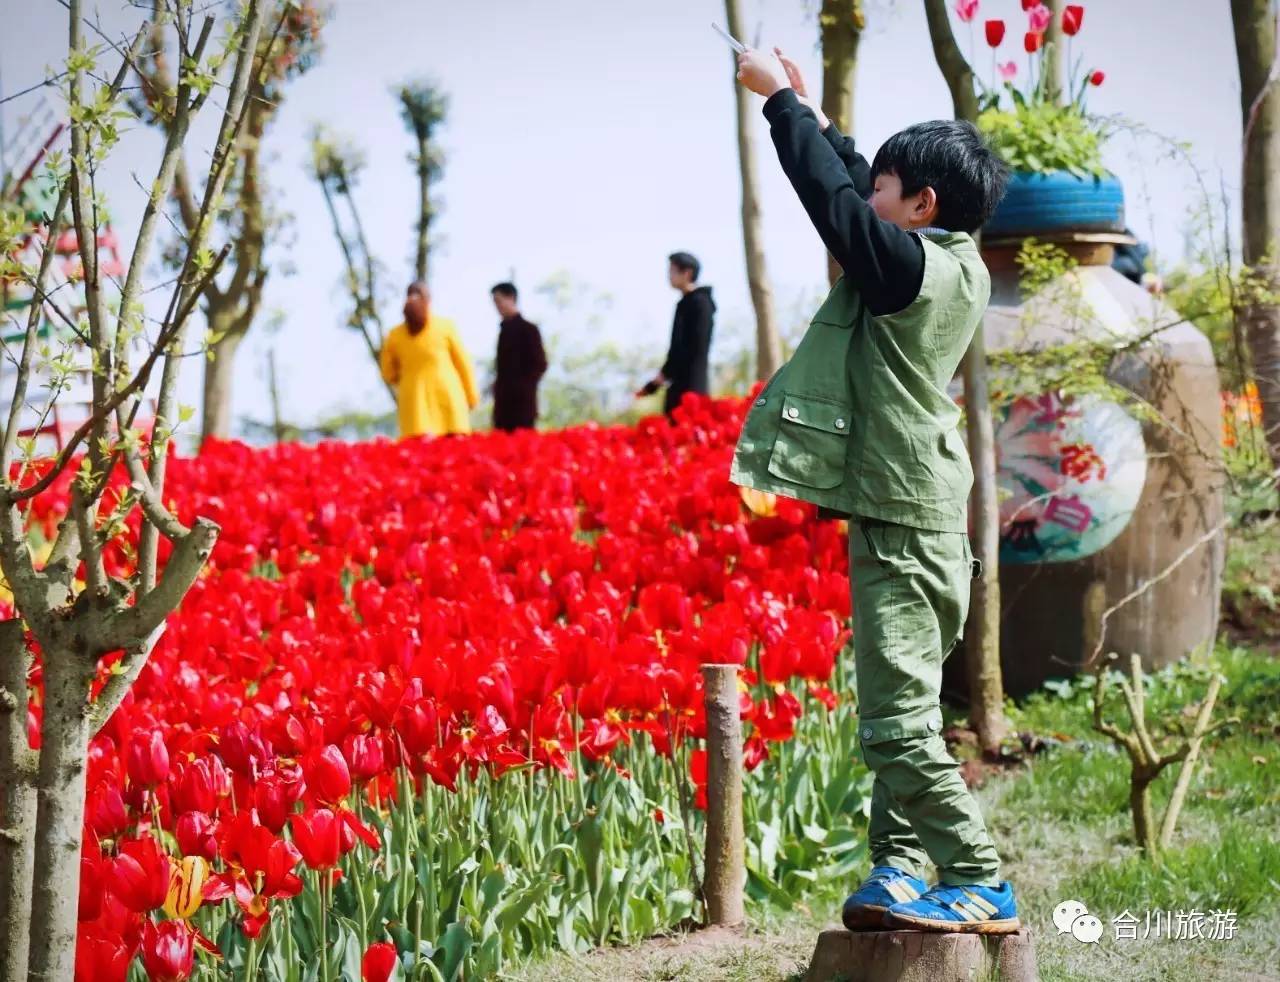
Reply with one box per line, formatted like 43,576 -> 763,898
0,0 -> 1247,429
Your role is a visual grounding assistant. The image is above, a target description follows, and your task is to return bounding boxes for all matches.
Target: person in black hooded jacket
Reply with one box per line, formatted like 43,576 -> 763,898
636,251 -> 717,417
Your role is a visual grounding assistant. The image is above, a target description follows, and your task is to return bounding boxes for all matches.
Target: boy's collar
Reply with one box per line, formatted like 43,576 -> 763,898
911,226 -> 955,237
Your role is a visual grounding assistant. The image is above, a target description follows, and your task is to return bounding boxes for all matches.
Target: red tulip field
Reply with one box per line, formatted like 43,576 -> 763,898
14,395 -> 874,981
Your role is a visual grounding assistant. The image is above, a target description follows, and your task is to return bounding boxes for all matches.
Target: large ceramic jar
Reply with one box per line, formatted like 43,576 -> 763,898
942,175 -> 1225,700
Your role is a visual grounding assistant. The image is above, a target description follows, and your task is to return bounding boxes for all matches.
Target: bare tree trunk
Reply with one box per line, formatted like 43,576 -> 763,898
1130,771 -> 1157,855
923,0 -> 980,123
414,134 -> 431,284
200,306 -> 247,443
1231,0 -> 1280,492
0,621 -> 36,982
923,0 -> 1006,752
961,333 -> 1007,753
726,0 -> 783,380
27,650 -> 93,982
820,0 -> 864,286
1044,0 -> 1066,104
268,347 -> 285,443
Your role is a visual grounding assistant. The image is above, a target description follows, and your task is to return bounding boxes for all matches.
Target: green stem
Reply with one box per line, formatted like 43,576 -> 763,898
572,690 -> 587,814
319,870 -> 332,982
245,933 -> 260,982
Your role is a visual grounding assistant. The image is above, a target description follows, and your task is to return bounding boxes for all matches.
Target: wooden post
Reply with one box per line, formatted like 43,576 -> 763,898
701,663 -> 745,926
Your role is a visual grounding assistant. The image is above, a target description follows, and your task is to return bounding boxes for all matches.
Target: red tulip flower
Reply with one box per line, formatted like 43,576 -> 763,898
1024,31 -> 1043,53
127,730 -> 170,788
111,836 -> 172,913
79,843 -> 110,922
171,756 -> 230,814
212,813 -> 304,938
142,920 -> 195,982
75,924 -> 133,982
337,807 -> 382,852
343,732 -> 385,783
690,748 -> 708,810
362,941 -> 398,982
254,765 -> 304,832
87,782 -> 129,839
1089,69 -> 1105,86
175,811 -> 218,861
304,744 -> 351,804
1062,4 -> 1084,35
985,19 -> 1005,47
290,808 -> 343,870
1021,0 -> 1037,8
954,0 -> 979,23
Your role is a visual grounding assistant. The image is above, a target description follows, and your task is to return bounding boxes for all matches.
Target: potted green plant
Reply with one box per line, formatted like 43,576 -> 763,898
952,1 -> 1122,236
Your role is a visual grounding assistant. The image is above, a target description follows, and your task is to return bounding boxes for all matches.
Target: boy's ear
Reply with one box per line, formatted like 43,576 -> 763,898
915,186 -> 940,226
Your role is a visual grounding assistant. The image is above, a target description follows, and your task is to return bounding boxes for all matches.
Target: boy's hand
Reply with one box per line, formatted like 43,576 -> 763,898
774,47 -> 832,130
736,48 -> 790,98
774,47 -> 808,97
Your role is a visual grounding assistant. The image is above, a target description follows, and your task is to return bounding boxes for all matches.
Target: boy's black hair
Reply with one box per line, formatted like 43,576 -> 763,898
668,251 -> 700,281
491,282 -> 518,300
870,120 -> 1010,233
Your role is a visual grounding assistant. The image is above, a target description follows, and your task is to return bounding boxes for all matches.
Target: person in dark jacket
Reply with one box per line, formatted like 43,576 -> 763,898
1111,229 -> 1164,294
490,282 -> 548,432
636,252 -> 716,416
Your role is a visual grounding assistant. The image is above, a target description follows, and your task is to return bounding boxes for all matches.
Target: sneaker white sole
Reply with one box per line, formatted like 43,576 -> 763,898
884,911 -> 1022,935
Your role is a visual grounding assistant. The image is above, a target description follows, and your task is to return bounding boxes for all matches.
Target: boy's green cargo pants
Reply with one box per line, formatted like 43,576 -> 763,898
849,518 -> 1002,887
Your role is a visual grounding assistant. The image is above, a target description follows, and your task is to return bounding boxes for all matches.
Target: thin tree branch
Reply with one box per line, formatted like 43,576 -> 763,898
1,189 -> 70,471
1085,517 -> 1231,670
87,624 -> 166,736
97,518 -> 218,650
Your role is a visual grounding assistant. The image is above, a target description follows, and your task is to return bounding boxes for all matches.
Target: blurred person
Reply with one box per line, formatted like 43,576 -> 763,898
1111,229 -> 1164,294
636,251 -> 716,417
379,282 -> 479,437
490,282 -> 548,432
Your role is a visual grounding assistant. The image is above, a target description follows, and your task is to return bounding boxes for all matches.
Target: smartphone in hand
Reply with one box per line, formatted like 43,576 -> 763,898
711,22 -> 747,54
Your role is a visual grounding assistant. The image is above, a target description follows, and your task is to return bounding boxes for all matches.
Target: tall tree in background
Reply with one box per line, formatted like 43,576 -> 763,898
1043,0 -> 1067,104
136,1 -> 323,444
819,0 -> 865,286
726,0 -> 783,380
309,126 -> 395,402
1231,0 -> 1280,493
396,81 -> 448,286
922,0 -> 1007,755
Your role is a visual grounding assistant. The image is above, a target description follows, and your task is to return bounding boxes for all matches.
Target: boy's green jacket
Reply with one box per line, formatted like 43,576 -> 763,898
729,231 -> 988,534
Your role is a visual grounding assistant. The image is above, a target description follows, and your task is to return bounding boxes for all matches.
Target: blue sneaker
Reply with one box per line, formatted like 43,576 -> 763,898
884,881 -> 1021,934
841,865 -> 928,930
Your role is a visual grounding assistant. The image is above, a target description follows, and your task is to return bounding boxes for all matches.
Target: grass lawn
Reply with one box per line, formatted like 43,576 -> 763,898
514,643 -> 1280,981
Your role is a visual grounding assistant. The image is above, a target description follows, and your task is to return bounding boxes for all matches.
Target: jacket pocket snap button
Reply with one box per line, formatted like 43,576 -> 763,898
834,418 -> 846,429
755,398 -> 767,406
786,407 -> 799,419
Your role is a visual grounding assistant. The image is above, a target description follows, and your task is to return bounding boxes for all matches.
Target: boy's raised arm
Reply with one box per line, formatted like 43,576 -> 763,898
763,88 -> 924,316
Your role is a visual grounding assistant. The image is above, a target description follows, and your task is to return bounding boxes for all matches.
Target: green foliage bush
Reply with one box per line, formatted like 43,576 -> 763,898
978,102 -> 1107,177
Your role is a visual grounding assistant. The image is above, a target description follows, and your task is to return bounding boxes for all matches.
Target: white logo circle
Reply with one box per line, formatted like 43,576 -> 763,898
1053,899 -> 1089,934
1071,913 -> 1104,944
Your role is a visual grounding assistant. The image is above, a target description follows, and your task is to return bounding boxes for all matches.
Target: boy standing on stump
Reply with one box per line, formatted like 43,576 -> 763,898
729,47 -> 1019,934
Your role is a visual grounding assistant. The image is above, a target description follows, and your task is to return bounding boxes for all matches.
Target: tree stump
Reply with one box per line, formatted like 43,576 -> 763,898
803,927 -> 1039,982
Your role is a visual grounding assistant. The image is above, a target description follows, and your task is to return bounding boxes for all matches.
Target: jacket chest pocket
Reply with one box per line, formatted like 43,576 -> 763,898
766,393 -> 852,490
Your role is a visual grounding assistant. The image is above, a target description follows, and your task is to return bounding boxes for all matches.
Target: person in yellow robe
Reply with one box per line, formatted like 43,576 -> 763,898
380,283 -> 479,437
